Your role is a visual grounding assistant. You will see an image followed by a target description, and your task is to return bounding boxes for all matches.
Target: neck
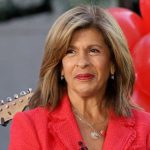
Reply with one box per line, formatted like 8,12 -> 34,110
68,90 -> 108,123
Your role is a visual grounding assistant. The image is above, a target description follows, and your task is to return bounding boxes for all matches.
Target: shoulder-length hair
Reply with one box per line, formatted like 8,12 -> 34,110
29,5 -> 135,117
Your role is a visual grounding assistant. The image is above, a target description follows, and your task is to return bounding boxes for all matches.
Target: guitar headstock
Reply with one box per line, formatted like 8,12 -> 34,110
0,88 -> 33,126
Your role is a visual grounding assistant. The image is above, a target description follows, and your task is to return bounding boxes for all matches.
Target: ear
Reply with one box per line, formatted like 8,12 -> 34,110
61,68 -> 64,76
60,69 -> 65,81
110,63 -> 115,75
60,63 -> 64,76
61,71 -> 64,76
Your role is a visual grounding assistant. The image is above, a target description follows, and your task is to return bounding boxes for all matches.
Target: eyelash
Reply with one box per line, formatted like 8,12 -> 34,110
90,48 -> 100,53
65,48 -> 100,55
65,49 -> 75,54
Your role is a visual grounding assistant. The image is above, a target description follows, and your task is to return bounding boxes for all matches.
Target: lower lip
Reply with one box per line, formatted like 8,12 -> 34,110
75,74 -> 94,80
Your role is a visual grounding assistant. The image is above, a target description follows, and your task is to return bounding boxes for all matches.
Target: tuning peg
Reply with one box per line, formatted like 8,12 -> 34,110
7,97 -> 12,102
27,88 -> 32,93
5,105 -> 9,109
1,117 -> 9,127
12,102 -> 16,105
20,91 -> 26,96
0,100 -> 4,105
14,94 -> 19,99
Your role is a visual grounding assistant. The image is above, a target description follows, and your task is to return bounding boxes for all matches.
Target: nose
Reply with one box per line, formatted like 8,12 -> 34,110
76,53 -> 90,68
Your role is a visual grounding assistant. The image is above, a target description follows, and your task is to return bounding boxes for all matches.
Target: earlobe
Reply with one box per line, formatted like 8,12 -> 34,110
61,69 -> 64,76
110,64 -> 115,75
61,75 -> 64,80
110,64 -> 115,80
61,70 -> 64,80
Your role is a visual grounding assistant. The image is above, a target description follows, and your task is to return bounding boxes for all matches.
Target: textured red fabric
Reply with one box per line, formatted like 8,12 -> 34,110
8,94 -> 150,150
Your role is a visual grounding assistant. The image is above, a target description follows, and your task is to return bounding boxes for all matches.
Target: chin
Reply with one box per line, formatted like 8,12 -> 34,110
75,89 -> 95,97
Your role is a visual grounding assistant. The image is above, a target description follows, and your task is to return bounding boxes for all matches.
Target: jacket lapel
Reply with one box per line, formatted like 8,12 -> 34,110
103,112 -> 136,150
48,94 -> 85,149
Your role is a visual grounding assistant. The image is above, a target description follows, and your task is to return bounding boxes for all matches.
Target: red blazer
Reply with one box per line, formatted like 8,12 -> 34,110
9,94 -> 150,150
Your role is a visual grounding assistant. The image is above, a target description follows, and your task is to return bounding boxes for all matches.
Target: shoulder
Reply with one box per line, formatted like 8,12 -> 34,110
10,107 -> 50,142
14,106 -> 49,118
24,107 -> 49,118
12,107 -> 50,128
132,109 -> 150,123
132,109 -> 150,131
9,107 -> 49,149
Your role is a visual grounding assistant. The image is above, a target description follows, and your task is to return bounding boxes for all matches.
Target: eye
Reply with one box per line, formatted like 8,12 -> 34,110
65,48 -> 76,56
89,48 -> 100,55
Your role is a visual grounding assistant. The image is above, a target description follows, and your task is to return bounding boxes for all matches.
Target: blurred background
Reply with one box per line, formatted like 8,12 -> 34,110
0,0 -> 142,149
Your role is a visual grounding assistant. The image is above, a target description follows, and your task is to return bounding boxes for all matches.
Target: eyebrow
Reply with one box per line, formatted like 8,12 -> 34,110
68,44 -> 104,49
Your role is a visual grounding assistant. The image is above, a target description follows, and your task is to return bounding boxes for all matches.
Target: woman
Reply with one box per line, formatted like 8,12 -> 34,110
9,5 -> 150,150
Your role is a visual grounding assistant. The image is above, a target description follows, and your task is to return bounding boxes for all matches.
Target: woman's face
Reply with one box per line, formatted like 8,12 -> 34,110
62,28 -> 113,98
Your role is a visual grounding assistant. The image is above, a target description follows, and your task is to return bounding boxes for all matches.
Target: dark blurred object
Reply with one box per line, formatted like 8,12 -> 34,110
119,0 -> 140,15
0,0 -> 119,22
0,0 -> 51,21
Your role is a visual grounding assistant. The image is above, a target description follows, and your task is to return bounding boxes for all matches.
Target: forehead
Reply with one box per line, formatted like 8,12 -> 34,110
70,27 -> 106,44
69,27 -> 109,50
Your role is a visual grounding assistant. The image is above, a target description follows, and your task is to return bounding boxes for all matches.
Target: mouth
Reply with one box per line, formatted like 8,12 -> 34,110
75,73 -> 95,80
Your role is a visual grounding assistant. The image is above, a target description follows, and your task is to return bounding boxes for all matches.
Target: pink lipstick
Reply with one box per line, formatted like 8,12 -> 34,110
75,73 -> 94,80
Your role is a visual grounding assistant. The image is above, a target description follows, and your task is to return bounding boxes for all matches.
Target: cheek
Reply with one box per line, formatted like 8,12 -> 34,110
62,59 -> 74,77
95,60 -> 111,77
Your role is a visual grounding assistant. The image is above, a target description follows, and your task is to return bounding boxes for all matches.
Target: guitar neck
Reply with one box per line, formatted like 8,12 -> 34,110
0,92 -> 33,126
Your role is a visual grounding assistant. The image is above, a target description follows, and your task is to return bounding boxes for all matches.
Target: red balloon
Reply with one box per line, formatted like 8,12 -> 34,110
140,0 -> 150,32
108,8 -> 145,55
132,86 -> 150,112
133,33 -> 150,96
